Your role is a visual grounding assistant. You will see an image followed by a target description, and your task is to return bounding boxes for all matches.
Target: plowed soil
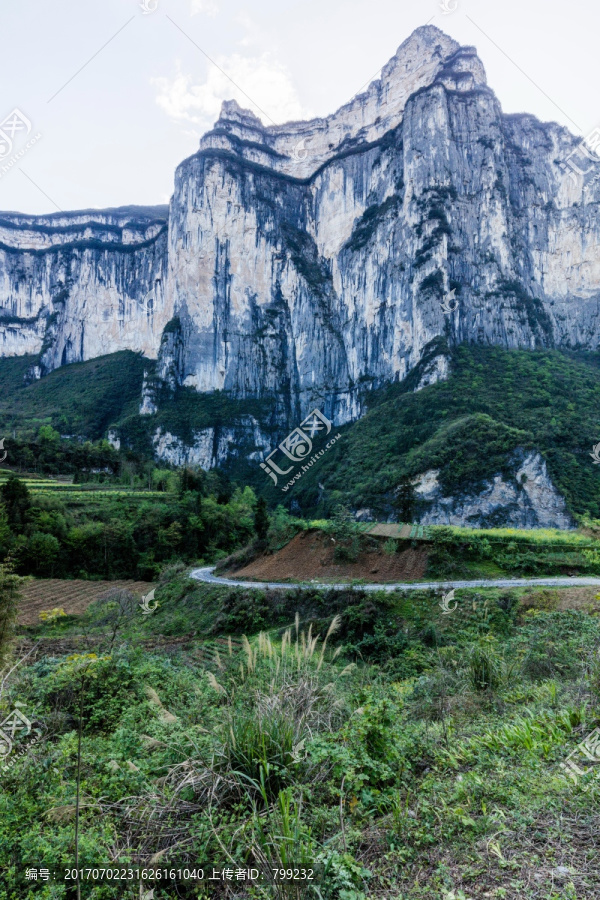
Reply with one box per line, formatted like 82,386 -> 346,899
228,530 -> 428,583
18,579 -> 155,626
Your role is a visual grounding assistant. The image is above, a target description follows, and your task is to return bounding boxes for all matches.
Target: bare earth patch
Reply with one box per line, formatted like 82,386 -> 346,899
227,530 -> 428,583
520,586 -> 600,613
18,579 -> 155,626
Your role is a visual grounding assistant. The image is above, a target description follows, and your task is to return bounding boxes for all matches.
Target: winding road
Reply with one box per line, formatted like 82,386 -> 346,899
190,567 -> 600,593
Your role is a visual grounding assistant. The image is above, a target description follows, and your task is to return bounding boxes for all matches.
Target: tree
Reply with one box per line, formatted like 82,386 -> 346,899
37,425 -> 62,469
394,477 -> 415,523
1,475 -> 31,532
180,467 -> 205,495
24,532 -> 61,577
38,425 -> 61,447
254,496 -> 270,541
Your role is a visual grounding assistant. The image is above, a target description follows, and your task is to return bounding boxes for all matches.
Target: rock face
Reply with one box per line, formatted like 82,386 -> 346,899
412,451 -> 575,529
151,417 -> 271,469
161,24 -> 600,428
0,206 -> 169,372
2,25 -> 600,463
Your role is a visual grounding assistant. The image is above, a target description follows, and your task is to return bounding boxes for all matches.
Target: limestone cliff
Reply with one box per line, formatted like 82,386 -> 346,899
160,24 -> 600,429
2,24 -> 600,468
0,206 -> 168,373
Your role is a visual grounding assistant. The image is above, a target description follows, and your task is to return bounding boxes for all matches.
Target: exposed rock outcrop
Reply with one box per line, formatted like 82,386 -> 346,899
412,451 -> 575,529
151,416 -> 270,469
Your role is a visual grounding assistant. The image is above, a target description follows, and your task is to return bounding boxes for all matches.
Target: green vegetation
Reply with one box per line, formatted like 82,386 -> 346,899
2,341 -> 600,897
233,507 -> 600,582
128,381 -> 273,453
0,352 -> 275,460
2,568 -> 600,898
425,524 -> 600,579
1,427 -> 120,478
0,469 -> 262,580
0,352 -> 148,441
286,345 -> 600,519
343,195 -> 401,253
4,346 -> 600,530
281,223 -> 334,296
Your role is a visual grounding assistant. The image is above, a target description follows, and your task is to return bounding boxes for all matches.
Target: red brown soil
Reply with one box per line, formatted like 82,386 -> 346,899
18,579 -> 155,626
228,531 -> 428,583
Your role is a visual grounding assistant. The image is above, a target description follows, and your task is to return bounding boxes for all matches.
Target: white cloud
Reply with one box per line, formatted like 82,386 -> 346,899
190,0 -> 219,17
233,13 -> 263,49
153,54 -> 311,131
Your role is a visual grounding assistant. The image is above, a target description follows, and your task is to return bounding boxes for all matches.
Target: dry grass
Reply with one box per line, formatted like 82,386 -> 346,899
520,586 -> 600,614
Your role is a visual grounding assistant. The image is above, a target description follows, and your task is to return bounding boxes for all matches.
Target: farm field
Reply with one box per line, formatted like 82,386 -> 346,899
18,578 -> 155,625
0,468 -> 165,499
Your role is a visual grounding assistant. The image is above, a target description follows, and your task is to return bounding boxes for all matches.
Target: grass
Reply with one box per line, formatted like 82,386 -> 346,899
2,572 -> 600,898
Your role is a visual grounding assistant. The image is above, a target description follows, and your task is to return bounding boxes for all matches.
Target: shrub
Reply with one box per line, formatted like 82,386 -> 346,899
267,506 -> 304,551
326,506 -> 360,563
467,639 -> 504,692
42,653 -> 136,732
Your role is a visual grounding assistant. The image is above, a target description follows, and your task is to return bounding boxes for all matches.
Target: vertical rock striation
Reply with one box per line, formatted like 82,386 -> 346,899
0,206 -> 169,373
2,25 -> 600,446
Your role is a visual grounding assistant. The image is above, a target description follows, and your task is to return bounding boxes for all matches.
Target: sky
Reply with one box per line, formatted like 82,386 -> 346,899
1,0 -> 597,215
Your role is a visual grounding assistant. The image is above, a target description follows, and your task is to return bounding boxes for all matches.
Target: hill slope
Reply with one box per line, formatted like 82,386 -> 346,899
3,345 -> 600,527
0,351 -> 149,441
251,345 -> 600,522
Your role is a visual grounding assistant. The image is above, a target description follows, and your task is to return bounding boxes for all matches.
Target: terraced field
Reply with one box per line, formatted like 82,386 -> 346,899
363,522 -> 429,539
0,468 -> 165,499
18,578 -> 155,625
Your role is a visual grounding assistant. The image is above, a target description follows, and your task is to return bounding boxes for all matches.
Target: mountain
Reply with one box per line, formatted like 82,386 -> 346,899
0,204 -> 168,372
265,344 -> 600,527
2,25 -> 600,526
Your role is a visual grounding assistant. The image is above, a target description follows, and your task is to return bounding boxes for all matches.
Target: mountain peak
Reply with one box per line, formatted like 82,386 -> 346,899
378,25 -> 486,95
218,99 -> 263,128
203,26 -> 488,178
